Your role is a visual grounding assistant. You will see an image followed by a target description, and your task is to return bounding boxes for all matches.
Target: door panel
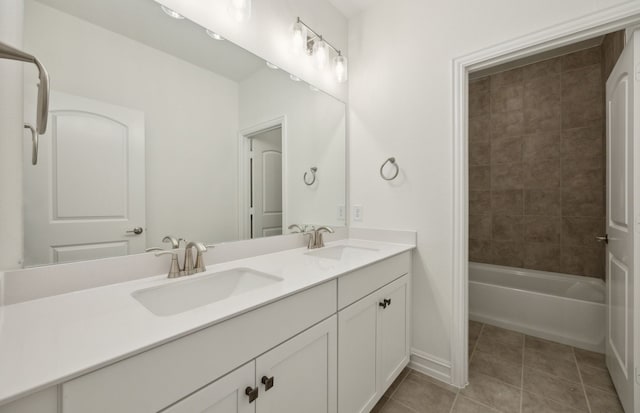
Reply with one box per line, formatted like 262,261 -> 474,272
256,316 -> 337,413
605,30 -> 637,413
250,127 -> 283,238
338,295 -> 379,413
378,277 -> 410,391
162,362 -> 255,413
23,91 -> 146,266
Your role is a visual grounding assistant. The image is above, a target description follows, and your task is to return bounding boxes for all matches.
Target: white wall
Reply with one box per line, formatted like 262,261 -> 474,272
160,0 -> 349,101
0,0 -> 24,270
347,0 -> 636,378
23,0 -> 240,249
239,67 -> 346,229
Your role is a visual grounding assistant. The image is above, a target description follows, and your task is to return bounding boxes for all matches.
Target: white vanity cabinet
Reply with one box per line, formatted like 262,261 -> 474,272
337,255 -> 411,413
163,316 -> 337,413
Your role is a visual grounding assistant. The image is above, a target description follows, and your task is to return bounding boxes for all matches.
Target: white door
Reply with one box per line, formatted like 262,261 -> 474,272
162,362 -> 255,413
338,291 -> 379,413
605,30 -> 638,413
378,276 -> 410,392
23,91 -> 145,266
250,127 -> 283,238
256,316 -> 337,413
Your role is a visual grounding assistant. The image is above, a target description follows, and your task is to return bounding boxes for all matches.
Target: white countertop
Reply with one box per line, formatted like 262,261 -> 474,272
0,238 -> 414,405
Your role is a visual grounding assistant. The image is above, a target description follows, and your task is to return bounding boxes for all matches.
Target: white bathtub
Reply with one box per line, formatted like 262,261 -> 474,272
469,262 -> 605,352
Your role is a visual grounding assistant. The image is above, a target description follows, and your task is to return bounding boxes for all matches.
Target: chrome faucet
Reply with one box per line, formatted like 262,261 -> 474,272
145,235 -> 184,252
155,241 -> 212,278
288,224 -> 305,234
305,226 -> 334,249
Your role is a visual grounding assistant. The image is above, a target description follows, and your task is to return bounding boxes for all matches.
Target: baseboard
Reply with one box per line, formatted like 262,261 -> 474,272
409,349 -> 455,386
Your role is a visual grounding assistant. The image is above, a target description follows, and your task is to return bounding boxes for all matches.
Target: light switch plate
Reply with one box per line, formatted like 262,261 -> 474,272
337,205 -> 345,221
352,205 -> 363,222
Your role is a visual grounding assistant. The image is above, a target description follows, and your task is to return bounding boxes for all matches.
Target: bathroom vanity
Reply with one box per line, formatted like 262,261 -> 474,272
0,236 -> 414,413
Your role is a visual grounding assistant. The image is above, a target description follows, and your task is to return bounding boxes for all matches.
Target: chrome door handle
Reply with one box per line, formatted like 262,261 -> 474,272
126,227 -> 144,235
595,234 -> 608,244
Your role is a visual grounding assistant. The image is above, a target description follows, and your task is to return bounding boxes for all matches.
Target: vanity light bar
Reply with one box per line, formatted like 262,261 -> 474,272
294,17 -> 348,83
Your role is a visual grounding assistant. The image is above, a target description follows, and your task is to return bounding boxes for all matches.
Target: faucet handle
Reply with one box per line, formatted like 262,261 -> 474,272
155,251 -> 183,278
314,226 -> 334,248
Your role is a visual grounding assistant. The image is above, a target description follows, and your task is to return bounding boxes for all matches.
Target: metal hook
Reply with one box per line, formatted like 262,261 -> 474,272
380,157 -> 399,181
304,167 -> 317,186
23,123 -> 38,165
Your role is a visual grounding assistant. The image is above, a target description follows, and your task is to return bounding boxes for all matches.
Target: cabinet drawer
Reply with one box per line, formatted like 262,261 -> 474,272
338,252 -> 410,309
62,280 -> 336,413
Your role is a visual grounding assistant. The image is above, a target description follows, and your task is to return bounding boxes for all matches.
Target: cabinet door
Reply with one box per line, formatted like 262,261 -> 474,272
162,362 -> 255,413
256,316 -> 337,413
338,293 -> 379,413
377,276 -> 410,392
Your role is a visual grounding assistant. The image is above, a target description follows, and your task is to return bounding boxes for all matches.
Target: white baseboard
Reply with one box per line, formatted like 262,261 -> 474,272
408,349 -> 456,386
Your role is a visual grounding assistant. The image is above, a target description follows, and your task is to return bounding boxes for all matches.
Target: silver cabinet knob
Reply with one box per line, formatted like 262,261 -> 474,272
126,227 -> 144,235
595,234 -> 608,244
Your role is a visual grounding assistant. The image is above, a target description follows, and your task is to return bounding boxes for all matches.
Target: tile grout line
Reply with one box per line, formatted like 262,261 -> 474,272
448,392 -> 460,413
519,335 -> 525,413
572,347 -> 593,413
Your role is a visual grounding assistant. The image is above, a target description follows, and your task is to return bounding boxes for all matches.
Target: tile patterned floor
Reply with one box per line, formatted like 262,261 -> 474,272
372,321 -> 624,413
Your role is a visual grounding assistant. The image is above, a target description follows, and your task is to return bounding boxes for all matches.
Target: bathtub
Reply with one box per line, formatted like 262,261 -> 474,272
469,262 -> 605,352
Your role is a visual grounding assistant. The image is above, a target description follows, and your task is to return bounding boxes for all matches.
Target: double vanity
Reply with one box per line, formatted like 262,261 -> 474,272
0,232 -> 415,413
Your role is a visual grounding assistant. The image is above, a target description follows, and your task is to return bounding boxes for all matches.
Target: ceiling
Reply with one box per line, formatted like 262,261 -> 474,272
327,0 -> 380,18
33,0 -> 265,82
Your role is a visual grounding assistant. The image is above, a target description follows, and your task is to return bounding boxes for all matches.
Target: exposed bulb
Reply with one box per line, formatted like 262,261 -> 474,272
334,53 -> 348,83
313,38 -> 329,70
205,30 -> 224,40
291,21 -> 307,55
160,5 -> 184,19
228,0 -> 251,22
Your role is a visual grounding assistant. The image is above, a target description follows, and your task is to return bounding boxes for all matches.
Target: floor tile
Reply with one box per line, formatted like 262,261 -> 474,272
521,390 -> 585,412
579,364 -> 615,393
480,324 -> 524,347
386,367 -> 411,396
378,398 -> 416,413
523,367 -> 587,411
372,396 -> 390,413
585,385 -> 624,413
391,371 -> 457,413
470,350 -> 523,387
408,371 -> 460,394
460,371 -> 521,413
524,347 -> 580,382
573,348 -> 606,370
475,334 -> 523,365
524,336 -> 574,361
451,395 -> 500,413
469,321 -> 483,342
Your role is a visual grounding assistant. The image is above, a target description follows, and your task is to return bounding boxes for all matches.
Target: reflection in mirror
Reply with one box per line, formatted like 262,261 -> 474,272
21,0 -> 346,267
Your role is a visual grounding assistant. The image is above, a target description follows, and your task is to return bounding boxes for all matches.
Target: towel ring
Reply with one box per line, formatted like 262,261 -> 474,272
380,157 -> 399,181
23,123 -> 38,166
304,167 -> 318,186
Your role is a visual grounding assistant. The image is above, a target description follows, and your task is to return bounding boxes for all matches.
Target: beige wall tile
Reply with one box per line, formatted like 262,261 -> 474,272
523,243 -> 562,272
470,191 -> 491,215
524,190 -> 561,216
523,160 -> 561,189
561,245 -> 605,278
492,190 -> 524,215
491,83 -> 524,113
470,140 -> 491,166
523,132 -> 561,161
470,215 -> 492,240
561,46 -> 601,72
523,57 -> 562,79
492,163 -> 523,189
491,110 -> 524,138
470,166 -> 491,190
562,188 -> 605,217
524,216 -> 561,243
492,215 -> 524,241
561,217 -> 605,246
561,65 -> 603,129
492,241 -> 524,267
491,136 -> 522,164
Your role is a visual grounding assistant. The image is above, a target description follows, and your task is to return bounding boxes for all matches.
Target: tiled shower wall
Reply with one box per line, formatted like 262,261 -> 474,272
468,39 -> 622,279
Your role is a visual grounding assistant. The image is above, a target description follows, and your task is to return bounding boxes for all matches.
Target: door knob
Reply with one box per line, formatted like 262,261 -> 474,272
595,234 -> 608,244
379,301 -> 388,309
126,227 -> 144,235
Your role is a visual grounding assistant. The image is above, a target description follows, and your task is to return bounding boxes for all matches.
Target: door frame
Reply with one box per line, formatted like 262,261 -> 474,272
450,2 -> 640,390
238,116 -> 288,239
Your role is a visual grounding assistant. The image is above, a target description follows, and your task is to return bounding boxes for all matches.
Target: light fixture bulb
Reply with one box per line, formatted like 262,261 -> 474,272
291,21 -> 307,55
228,0 -> 251,22
289,74 -> 301,82
160,5 -> 184,19
266,62 -> 279,70
334,53 -> 348,83
205,29 -> 224,40
313,38 -> 329,70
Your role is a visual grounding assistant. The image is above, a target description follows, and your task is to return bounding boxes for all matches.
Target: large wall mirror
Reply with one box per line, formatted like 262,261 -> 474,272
21,0 -> 346,267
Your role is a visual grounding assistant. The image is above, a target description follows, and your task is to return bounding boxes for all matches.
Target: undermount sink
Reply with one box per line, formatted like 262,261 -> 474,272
305,245 -> 379,261
132,268 -> 283,316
